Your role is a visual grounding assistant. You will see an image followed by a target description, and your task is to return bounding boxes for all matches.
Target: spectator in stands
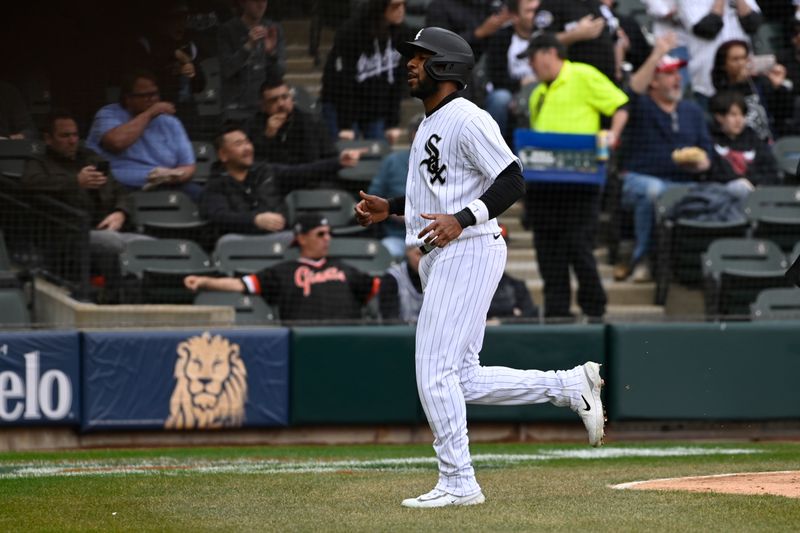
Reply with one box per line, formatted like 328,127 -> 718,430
488,272 -> 539,321
709,90 -> 779,195
320,0 -> 413,143
778,20 -> 800,131
246,74 -> 337,165
533,0 -> 616,82
599,0 -> 653,83
184,213 -> 381,322
86,70 -> 198,197
676,0 -> 762,105
615,34 -> 714,282
367,113 -> 423,259
426,0 -> 512,60
711,39 -> 793,141
485,0 -> 540,140
486,224 -> 539,321
131,1 -> 207,109
379,245 -> 424,322
21,112 -> 152,302
520,32 -> 628,320
643,0 -> 690,93
201,123 -> 365,238
0,81 -> 35,139
219,0 -> 285,114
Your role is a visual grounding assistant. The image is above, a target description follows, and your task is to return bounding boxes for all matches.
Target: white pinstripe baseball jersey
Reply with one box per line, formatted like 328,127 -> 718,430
404,97 -> 520,247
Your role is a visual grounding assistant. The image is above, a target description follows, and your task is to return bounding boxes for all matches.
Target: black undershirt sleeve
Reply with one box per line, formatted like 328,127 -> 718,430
453,162 -> 526,229
387,196 -> 405,216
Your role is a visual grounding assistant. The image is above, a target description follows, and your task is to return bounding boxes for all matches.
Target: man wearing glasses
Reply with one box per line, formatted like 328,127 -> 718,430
184,213 -> 380,322
87,69 -> 198,198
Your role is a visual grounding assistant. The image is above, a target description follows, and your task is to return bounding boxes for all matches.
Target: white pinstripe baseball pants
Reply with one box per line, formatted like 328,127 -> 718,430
416,234 -> 587,497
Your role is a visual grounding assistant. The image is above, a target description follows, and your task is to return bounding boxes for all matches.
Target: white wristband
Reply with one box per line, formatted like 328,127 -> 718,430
465,199 -> 490,225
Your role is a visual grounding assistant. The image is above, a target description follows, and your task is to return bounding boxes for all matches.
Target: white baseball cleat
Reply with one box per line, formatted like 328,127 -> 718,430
575,361 -> 605,447
401,488 -> 485,508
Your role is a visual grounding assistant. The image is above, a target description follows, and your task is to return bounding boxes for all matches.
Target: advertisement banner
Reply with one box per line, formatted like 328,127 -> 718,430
82,329 -> 289,431
0,331 -> 80,426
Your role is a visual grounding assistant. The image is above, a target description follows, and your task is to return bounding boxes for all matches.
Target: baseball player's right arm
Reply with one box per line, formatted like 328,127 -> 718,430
355,190 -> 401,226
184,276 -> 245,293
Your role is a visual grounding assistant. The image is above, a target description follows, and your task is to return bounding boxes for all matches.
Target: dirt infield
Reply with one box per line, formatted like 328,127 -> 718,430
613,471 -> 800,498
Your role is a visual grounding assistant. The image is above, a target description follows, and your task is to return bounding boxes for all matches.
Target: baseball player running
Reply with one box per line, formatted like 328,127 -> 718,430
355,27 -> 605,508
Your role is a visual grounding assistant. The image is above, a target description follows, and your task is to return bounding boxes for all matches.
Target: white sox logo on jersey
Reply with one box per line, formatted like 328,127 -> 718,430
420,134 -> 446,185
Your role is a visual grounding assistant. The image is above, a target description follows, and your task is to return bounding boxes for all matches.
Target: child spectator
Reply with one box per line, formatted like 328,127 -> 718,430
709,90 -> 779,197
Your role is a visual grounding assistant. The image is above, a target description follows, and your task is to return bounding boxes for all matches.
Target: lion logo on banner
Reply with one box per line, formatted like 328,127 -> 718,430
165,332 -> 247,429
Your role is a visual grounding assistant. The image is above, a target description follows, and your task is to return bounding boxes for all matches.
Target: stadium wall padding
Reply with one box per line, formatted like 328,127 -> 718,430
2,323 -> 799,429
289,325 -> 605,425
0,331 -> 81,426
290,326 -> 421,424
607,322 -> 800,420
82,329 -> 290,430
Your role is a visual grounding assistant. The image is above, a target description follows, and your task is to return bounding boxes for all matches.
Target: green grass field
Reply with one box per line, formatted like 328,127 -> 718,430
1,441 -> 798,532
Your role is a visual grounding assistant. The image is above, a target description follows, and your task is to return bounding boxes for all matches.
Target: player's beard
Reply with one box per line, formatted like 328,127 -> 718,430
410,73 -> 439,100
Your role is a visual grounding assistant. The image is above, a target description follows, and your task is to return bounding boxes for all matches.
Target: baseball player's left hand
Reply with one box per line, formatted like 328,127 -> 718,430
418,213 -> 463,248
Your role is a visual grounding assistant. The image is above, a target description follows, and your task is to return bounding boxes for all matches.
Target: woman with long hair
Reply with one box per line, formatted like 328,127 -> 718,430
710,39 -> 792,141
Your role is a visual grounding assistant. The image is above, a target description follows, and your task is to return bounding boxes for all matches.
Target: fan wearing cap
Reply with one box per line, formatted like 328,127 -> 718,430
184,213 -> 380,322
519,31 -> 628,320
612,32 -> 714,282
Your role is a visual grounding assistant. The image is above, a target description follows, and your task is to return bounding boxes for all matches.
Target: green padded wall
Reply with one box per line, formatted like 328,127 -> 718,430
291,326 -> 420,424
291,325 -> 606,425
608,323 -> 800,420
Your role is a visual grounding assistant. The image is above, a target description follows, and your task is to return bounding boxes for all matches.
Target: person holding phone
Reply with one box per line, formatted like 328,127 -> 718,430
21,112 -> 153,303
710,39 -> 793,140
218,0 -> 286,114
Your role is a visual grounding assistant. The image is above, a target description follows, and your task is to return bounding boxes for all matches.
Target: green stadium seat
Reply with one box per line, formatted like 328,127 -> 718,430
192,141 -> 217,185
129,190 -> 209,242
284,189 -> 365,236
702,238 -> 789,320
654,185 -> 749,304
750,287 -> 800,321
119,238 -> 216,304
0,139 -> 44,180
744,186 -> 800,252
213,234 -> 290,276
770,136 -> 800,180
194,291 -> 277,325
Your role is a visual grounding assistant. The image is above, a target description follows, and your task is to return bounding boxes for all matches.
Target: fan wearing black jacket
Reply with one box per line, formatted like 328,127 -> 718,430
485,0 -> 539,140
709,90 -> 779,197
200,125 -> 363,238
319,0 -> 414,142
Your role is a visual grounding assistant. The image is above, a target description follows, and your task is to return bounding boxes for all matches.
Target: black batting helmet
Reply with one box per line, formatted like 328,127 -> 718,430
397,27 -> 474,90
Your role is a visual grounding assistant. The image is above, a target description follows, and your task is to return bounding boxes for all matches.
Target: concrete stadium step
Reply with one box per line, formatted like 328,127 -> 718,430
284,71 -> 323,87
282,20 -> 335,48
505,258 -> 620,279
286,56 -> 317,73
606,304 -> 666,321
525,278 -> 657,307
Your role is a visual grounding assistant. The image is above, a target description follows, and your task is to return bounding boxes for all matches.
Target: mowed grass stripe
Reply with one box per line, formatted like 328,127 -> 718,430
0,447 -> 763,479
0,442 -> 799,533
